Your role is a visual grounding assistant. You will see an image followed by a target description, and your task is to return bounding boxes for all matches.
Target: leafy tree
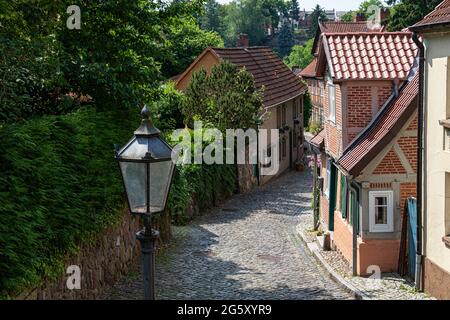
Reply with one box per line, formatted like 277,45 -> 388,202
59,0 -> 205,109
339,0 -> 386,23
163,17 -> 224,77
223,0 -> 271,46
0,0 -> 207,115
340,10 -> 356,22
182,61 -> 263,132
289,0 -> 300,22
284,38 -> 314,68
356,0 -> 386,20
261,0 -> 284,28
308,5 -> 328,38
387,0 -> 442,31
201,0 -> 225,35
153,82 -> 186,131
278,22 -> 295,57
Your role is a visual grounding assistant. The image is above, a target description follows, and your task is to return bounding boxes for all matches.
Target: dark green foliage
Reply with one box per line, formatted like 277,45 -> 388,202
308,5 -> 328,39
289,0 -> 300,22
153,82 -> 186,131
222,0 -> 270,46
182,61 -> 263,132
340,11 -> 355,22
387,0 -> 442,31
201,0 -> 226,35
163,17 -> 224,77
0,107 -> 141,297
167,128 -> 237,225
169,163 -> 236,225
284,39 -> 314,69
0,0 -> 213,118
0,37 -> 71,124
278,22 -> 295,57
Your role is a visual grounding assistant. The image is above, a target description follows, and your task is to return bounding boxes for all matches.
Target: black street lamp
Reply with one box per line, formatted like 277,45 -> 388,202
115,105 -> 175,300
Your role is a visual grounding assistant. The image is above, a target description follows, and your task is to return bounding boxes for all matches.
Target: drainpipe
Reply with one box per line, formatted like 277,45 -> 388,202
412,32 -> 424,291
256,124 -> 260,186
350,181 -> 361,276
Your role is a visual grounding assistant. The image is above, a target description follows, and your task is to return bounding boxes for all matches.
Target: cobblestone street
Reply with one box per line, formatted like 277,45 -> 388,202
102,170 -> 352,300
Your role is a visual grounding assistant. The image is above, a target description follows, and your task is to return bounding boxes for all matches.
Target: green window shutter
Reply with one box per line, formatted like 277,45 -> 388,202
340,173 -> 347,219
328,163 -> 337,231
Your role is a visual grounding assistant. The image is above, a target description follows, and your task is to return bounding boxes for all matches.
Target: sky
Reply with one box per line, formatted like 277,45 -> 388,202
216,0 -> 363,11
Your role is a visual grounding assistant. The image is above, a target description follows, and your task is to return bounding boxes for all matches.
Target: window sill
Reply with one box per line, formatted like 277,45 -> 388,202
442,235 -> 450,248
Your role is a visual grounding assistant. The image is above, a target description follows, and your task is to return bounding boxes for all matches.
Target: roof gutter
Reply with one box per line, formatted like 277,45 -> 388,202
412,32 -> 424,292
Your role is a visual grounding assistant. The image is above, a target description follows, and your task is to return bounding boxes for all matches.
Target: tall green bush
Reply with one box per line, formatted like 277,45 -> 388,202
167,128 -> 237,225
0,106 -> 140,297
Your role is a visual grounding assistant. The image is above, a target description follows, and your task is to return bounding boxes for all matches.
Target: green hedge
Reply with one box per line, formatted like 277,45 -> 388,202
0,106 -> 141,297
169,163 -> 236,225
0,106 -> 237,298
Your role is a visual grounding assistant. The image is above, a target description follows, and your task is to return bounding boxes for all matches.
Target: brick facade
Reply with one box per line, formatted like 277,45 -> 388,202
397,136 -> 418,172
400,182 -> 417,217
373,148 -> 407,174
347,85 -> 372,129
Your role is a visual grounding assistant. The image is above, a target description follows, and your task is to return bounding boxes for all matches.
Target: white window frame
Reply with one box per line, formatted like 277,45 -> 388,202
328,82 -> 336,124
369,190 -> 394,233
324,158 -> 331,199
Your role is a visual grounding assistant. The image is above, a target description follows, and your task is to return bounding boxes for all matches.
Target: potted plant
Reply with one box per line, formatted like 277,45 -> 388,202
295,158 -> 304,171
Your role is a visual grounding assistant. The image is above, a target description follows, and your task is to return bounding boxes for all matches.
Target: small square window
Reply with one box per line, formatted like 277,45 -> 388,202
369,190 -> 394,232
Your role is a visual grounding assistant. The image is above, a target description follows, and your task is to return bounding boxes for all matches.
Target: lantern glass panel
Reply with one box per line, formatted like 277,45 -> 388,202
149,160 -> 175,213
119,161 -> 147,214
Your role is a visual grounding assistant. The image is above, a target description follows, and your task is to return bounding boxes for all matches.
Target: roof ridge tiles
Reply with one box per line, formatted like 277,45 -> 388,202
324,31 -> 413,36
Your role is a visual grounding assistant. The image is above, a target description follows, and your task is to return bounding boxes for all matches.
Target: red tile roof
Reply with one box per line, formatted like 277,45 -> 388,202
412,0 -> 450,30
323,32 -> 418,81
320,21 -> 385,33
211,47 -> 306,108
309,129 -> 326,149
312,21 -> 385,53
337,72 -> 419,177
299,58 -> 318,78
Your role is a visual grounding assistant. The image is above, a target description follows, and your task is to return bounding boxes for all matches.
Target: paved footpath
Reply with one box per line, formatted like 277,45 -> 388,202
101,170 -> 352,300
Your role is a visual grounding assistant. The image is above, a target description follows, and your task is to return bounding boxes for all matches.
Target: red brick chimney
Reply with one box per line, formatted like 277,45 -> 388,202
380,8 -> 390,25
236,33 -> 250,47
355,13 -> 366,22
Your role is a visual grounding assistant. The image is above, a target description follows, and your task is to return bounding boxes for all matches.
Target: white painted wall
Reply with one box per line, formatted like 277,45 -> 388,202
423,32 -> 450,272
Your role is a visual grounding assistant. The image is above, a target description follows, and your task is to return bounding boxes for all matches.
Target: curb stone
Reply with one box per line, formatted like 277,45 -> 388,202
296,225 -> 372,300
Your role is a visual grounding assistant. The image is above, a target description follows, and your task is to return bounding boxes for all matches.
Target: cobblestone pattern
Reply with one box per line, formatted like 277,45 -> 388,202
297,217 -> 434,300
101,170 -> 352,300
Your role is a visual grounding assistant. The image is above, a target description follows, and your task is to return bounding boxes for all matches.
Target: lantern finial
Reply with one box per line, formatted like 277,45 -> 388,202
141,104 -> 151,120
134,103 -> 160,136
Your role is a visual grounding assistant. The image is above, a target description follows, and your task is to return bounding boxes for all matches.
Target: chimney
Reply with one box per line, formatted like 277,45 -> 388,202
236,33 -> 249,47
355,13 -> 366,22
380,8 -> 390,25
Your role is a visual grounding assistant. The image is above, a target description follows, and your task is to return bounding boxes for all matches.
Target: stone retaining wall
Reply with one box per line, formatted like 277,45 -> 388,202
18,209 -> 171,300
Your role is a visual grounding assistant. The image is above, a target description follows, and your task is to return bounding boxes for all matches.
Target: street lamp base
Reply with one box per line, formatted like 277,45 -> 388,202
136,228 -> 159,300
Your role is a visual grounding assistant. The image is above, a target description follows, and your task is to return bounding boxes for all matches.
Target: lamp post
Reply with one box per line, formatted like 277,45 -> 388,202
115,105 -> 175,300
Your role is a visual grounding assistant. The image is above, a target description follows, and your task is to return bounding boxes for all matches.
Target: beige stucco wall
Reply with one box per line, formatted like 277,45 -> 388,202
175,51 -> 220,91
260,97 -> 304,185
423,32 -> 450,273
